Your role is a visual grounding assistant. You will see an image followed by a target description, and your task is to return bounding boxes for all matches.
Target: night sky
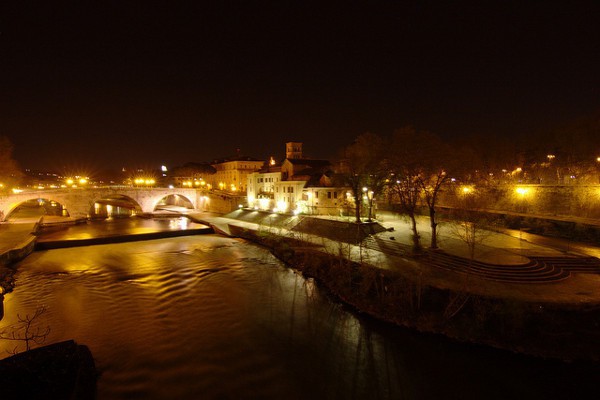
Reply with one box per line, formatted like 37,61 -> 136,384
2,1 -> 599,173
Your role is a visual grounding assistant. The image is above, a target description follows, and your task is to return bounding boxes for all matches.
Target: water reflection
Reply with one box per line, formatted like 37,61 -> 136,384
1,235 -> 599,399
37,217 -> 208,242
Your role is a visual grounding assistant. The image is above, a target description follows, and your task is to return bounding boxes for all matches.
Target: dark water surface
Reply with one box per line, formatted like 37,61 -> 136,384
2,225 -> 599,399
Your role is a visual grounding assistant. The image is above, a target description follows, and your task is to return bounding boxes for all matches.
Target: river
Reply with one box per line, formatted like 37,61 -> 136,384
1,218 -> 598,399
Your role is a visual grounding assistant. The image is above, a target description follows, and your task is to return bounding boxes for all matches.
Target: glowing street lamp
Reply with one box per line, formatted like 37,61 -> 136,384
516,187 -> 529,196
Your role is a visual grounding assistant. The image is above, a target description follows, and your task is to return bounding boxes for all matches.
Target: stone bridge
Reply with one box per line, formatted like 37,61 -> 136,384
0,187 -> 245,221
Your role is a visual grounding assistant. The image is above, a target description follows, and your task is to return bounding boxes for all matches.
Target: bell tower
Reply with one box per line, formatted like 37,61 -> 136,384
286,142 -> 303,159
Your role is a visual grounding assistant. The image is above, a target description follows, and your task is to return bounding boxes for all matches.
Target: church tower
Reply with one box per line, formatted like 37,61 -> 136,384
286,142 -> 303,159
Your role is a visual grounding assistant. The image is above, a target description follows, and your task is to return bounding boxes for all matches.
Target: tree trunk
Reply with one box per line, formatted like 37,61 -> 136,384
429,205 -> 438,249
409,213 -> 421,252
354,197 -> 361,223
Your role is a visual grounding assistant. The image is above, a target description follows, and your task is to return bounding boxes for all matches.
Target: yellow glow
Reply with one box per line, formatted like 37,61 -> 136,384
66,178 -> 74,185
258,198 -> 270,210
269,156 -> 276,166
460,186 -> 474,194
12,188 -> 23,194
516,187 -> 529,196
276,200 -> 288,212
79,178 -> 87,185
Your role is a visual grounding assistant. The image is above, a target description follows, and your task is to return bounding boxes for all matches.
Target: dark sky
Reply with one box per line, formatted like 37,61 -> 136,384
2,1 -> 599,173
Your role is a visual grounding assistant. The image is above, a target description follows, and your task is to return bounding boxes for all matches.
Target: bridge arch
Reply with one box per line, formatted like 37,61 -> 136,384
4,198 -> 69,220
89,194 -> 143,219
153,194 -> 195,212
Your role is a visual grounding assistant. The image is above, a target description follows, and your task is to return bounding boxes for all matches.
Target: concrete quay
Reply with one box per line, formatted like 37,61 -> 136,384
195,209 -> 600,304
0,220 -> 39,268
195,209 -> 600,361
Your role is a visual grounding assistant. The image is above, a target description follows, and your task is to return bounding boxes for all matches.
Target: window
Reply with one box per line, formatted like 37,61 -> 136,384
334,192 -> 338,199
327,192 -> 331,199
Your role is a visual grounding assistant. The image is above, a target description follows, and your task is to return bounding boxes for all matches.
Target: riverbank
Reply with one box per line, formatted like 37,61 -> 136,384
0,340 -> 97,399
203,209 -> 600,362
2,210 -> 599,362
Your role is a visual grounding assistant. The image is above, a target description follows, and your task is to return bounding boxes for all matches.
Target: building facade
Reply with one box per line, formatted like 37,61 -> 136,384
247,142 -> 351,215
209,156 -> 264,193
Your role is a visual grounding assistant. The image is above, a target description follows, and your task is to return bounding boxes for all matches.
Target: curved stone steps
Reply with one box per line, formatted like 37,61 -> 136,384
425,252 -> 600,283
362,235 -> 600,283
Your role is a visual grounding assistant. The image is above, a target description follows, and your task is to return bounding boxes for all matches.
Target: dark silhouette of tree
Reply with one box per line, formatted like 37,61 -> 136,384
388,127 -> 424,252
0,307 -> 50,354
412,129 -> 455,249
339,132 -> 388,223
0,136 -> 22,191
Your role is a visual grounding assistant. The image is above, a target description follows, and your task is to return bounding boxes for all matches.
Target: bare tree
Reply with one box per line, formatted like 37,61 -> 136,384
412,131 -> 455,249
0,306 -> 51,354
339,132 -> 388,223
388,127 -> 427,252
389,174 -> 422,252
448,191 -> 495,263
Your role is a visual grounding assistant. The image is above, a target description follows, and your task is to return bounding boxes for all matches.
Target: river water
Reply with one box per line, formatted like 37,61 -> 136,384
1,219 -> 598,399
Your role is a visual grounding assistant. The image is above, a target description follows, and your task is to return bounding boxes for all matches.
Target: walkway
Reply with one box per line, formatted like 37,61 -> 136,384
196,210 -> 600,304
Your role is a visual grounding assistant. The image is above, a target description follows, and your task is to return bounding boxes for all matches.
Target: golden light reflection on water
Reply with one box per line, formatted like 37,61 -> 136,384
2,235 -> 596,399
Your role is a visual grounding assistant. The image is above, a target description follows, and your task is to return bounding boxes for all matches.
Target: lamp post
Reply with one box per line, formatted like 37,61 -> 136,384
363,187 -> 375,222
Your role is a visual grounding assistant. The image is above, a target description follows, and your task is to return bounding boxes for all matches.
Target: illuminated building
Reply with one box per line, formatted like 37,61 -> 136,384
209,156 -> 264,193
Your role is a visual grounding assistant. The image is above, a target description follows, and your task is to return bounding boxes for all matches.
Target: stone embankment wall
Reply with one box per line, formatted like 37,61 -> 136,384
198,192 -> 246,214
438,184 -> 600,219
223,221 -> 600,362
379,184 -> 600,242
